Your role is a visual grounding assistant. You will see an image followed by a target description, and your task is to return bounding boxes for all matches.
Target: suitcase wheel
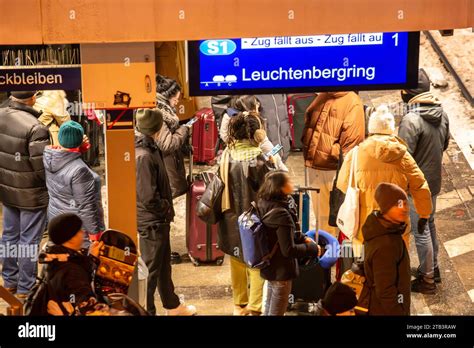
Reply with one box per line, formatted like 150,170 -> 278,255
216,257 -> 224,266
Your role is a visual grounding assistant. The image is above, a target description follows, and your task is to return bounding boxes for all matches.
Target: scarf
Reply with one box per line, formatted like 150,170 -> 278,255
220,141 -> 263,212
156,93 -> 179,131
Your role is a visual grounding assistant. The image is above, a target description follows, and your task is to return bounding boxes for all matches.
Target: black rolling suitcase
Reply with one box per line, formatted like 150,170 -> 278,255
289,169 -> 332,311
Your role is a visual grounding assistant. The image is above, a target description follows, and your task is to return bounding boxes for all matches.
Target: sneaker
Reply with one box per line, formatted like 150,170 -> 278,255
233,305 -> 250,316
165,303 -> 197,316
411,277 -> 436,294
434,267 -> 442,283
4,287 -> 16,295
412,266 -> 441,283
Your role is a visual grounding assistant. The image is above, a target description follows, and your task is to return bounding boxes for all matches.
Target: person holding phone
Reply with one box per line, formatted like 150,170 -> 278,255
155,75 -> 192,198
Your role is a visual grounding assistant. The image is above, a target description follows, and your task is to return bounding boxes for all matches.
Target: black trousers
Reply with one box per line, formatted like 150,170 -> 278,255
139,223 -> 180,314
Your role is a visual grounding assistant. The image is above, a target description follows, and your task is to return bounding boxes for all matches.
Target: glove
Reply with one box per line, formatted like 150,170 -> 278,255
305,241 -> 320,257
417,218 -> 428,234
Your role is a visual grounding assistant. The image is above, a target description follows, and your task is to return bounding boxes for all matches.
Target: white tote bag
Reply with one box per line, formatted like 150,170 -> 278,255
337,146 -> 360,240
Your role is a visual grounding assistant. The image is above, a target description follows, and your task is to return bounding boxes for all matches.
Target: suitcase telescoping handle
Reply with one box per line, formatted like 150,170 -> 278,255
188,120 -> 194,184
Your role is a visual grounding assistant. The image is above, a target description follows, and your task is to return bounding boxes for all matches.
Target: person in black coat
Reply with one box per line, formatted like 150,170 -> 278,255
0,91 -> 51,297
134,108 -> 196,316
36,213 -> 102,315
358,183 -> 411,316
257,171 -> 320,315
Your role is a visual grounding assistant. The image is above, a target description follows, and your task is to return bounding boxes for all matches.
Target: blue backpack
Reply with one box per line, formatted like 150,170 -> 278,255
238,202 -> 284,269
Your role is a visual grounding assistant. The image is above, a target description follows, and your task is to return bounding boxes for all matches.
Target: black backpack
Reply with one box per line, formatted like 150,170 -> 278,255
24,265 -> 66,316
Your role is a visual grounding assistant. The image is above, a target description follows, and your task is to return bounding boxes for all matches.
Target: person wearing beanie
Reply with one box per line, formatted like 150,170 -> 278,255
135,108 -> 196,316
43,121 -> 105,249
313,282 -> 358,316
0,89 -> 50,298
337,104 -> 432,256
155,74 -> 191,198
398,69 -> 450,294
356,182 -> 411,315
31,213 -> 103,315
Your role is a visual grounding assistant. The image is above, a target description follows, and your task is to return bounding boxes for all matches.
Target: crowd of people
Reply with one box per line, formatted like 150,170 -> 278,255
0,69 -> 450,316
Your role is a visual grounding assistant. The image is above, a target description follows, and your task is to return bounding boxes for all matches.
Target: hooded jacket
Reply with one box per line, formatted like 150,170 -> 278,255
43,146 -> 104,235
337,135 -> 432,246
40,244 -> 98,311
302,92 -> 365,170
359,211 -> 410,316
155,94 -> 190,198
398,92 -> 450,196
135,132 -> 175,231
0,99 -> 50,210
258,196 -> 319,281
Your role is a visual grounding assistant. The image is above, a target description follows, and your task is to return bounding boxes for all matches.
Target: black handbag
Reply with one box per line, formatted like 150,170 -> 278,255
196,171 -> 225,224
328,148 -> 345,227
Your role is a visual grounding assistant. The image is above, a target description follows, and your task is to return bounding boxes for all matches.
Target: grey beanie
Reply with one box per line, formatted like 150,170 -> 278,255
135,108 -> 164,136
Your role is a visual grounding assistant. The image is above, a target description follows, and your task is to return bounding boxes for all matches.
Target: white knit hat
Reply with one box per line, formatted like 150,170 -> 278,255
368,105 -> 395,135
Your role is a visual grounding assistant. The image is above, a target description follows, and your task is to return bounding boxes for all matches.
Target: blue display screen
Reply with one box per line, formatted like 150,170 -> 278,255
188,32 -> 419,95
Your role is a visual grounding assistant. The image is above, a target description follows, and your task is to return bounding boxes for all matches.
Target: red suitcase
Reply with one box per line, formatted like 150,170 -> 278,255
192,108 -> 218,165
186,143 -> 225,266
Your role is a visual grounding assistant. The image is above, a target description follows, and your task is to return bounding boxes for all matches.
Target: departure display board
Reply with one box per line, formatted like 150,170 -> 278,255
188,31 -> 419,95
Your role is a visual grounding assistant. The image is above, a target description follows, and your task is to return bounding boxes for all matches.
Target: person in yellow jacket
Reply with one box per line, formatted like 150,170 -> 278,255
337,105 -> 432,252
34,90 -> 71,145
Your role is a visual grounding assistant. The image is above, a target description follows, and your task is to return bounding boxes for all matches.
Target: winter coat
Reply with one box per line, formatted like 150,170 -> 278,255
256,94 -> 291,162
219,108 -> 288,171
40,244 -> 98,310
0,99 -> 50,210
135,132 -> 175,232
155,94 -> 190,198
398,92 -> 450,196
359,211 -> 410,316
34,90 -> 71,146
336,134 -> 432,247
258,196 -> 319,281
302,92 -> 365,170
43,146 -> 104,235
217,147 -> 273,259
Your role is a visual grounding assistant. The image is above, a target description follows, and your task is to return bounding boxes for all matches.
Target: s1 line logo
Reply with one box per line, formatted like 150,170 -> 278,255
200,39 -> 237,56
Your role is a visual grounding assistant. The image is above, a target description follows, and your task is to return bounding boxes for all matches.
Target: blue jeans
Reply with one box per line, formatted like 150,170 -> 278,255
1,205 -> 47,294
263,280 -> 292,316
409,195 -> 439,279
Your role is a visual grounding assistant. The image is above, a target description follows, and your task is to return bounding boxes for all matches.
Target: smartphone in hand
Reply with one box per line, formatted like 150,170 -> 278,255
264,144 -> 283,160
186,117 -> 199,127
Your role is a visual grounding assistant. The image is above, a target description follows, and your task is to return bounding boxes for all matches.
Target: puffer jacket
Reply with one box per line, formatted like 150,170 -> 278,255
217,149 -> 273,259
135,132 -> 175,231
43,146 -> 104,235
398,92 -> 450,196
302,92 -> 365,170
0,99 -> 50,209
256,94 -> 291,162
359,211 -> 410,316
336,135 -> 432,247
258,196 -> 319,281
155,95 -> 190,198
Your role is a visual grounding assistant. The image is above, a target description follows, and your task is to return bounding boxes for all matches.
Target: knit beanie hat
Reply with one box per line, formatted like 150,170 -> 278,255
58,121 -> 84,149
403,68 -> 431,101
374,182 -> 408,214
11,91 -> 36,99
48,213 -> 83,245
135,108 -> 164,136
368,104 -> 395,135
321,282 -> 358,315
